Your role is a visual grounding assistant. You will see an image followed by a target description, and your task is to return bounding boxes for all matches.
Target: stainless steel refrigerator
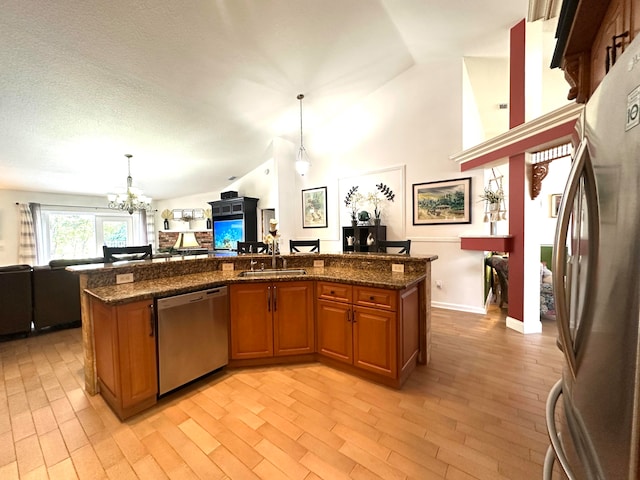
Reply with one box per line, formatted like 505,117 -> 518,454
544,34 -> 640,479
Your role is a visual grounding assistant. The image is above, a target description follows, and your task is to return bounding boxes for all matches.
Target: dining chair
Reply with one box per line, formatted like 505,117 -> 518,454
289,239 -> 320,253
377,240 -> 411,254
237,241 -> 268,254
103,244 -> 153,263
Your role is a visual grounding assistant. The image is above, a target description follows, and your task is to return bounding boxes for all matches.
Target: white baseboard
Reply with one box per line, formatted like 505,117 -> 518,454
431,301 -> 486,314
506,315 -> 542,334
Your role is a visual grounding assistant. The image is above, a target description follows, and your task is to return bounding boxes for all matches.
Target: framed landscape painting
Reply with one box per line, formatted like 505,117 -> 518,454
412,177 -> 472,225
302,186 -> 328,228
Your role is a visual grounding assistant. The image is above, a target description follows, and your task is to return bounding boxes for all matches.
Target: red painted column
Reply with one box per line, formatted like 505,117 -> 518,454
508,19 -> 526,322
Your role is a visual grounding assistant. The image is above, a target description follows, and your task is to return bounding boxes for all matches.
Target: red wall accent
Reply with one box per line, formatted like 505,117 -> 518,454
506,20 -> 526,322
510,19 -> 526,129
460,236 -> 513,252
508,153 -> 525,320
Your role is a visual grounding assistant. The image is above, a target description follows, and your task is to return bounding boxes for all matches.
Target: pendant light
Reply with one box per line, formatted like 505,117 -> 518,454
107,154 -> 152,214
295,93 -> 311,176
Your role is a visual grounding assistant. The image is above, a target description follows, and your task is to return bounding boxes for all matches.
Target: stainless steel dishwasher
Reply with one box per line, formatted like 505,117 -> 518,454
156,286 -> 229,396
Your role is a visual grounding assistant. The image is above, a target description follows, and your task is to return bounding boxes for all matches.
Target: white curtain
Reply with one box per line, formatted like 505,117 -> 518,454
146,210 -> 156,252
17,203 -> 36,265
29,202 -> 43,265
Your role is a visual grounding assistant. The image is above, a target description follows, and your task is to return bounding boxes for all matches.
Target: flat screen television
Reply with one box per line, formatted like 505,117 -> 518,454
213,217 -> 244,250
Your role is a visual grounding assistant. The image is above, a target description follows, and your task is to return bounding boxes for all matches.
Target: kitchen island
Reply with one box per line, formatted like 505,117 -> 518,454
72,251 -> 437,419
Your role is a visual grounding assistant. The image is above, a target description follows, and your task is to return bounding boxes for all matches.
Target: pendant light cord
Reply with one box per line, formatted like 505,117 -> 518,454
297,93 -> 305,149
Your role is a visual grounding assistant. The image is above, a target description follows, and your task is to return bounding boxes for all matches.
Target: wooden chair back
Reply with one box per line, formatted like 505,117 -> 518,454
289,239 -> 320,253
103,244 -> 153,263
237,241 -> 268,254
377,240 -> 411,255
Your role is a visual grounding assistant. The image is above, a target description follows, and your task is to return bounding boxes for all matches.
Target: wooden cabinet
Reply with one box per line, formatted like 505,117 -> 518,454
353,305 -> 397,377
230,281 -> 314,360
317,299 -> 353,363
273,281 -> 315,356
91,298 -> 157,420
317,281 -> 415,382
229,283 -> 273,359
553,0 -> 639,102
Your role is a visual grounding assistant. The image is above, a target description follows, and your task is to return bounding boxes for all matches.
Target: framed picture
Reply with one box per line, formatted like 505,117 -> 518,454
550,194 -> 562,217
193,208 -> 204,219
412,177 -> 472,225
171,209 -> 183,220
302,186 -> 328,228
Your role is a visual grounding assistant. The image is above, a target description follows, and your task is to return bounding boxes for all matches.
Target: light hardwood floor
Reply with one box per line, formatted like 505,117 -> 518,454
0,307 -> 563,479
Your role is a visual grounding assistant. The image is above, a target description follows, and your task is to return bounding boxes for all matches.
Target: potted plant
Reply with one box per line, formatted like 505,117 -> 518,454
367,183 -> 395,225
479,187 -> 503,206
160,209 -> 173,230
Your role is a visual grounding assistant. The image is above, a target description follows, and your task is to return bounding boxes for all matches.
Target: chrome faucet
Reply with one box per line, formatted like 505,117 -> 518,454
250,258 -> 257,271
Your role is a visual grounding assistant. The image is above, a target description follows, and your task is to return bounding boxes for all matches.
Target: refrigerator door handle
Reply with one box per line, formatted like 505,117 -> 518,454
545,379 -> 577,480
553,140 -> 588,379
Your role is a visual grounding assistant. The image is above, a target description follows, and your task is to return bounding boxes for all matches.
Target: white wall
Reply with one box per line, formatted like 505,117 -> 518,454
282,60 -> 493,312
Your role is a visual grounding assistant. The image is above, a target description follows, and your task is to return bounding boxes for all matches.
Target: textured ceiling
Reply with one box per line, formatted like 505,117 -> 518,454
0,0 -> 529,200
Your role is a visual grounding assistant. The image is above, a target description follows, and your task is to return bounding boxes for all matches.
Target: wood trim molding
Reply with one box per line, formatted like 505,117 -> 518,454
450,103 -> 583,169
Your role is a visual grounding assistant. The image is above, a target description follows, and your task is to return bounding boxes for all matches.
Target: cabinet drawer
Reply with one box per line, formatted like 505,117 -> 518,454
353,286 -> 397,311
317,281 -> 352,303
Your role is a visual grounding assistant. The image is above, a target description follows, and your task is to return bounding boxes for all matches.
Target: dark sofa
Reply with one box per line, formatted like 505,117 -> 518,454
0,264 -> 33,335
32,257 -> 104,332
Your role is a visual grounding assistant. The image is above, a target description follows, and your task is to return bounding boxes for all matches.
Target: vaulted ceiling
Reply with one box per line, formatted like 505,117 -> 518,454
0,0 -> 537,200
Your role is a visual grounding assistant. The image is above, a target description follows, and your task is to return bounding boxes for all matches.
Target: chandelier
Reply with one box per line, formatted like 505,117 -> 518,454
295,93 -> 311,176
107,154 -> 152,214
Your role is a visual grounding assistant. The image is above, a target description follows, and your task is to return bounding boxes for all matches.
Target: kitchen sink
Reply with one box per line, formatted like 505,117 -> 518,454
239,268 -> 307,277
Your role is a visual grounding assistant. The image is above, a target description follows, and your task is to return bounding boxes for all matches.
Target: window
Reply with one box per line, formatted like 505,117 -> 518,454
40,207 -> 144,263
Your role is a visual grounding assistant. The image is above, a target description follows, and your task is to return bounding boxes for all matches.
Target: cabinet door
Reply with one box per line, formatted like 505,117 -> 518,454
273,281 -> 314,356
316,299 -> 352,364
92,298 -> 120,400
230,283 -> 273,359
353,305 -> 397,378
591,0 -> 625,94
117,300 -> 157,409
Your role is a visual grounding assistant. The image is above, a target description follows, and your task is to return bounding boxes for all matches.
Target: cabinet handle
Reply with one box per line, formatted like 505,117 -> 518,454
369,295 -> 375,301
267,287 -> 271,312
352,310 -> 357,323
273,285 -> 277,311
330,290 -> 335,295
149,304 -> 155,337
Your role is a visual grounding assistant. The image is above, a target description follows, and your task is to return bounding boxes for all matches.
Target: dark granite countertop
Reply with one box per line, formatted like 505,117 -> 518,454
85,266 -> 427,305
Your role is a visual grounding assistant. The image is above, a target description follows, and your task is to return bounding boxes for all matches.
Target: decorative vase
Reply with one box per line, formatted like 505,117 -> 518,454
206,218 -> 212,229
373,217 -> 381,226
366,233 -> 375,246
351,219 -> 357,227
163,219 -> 169,230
